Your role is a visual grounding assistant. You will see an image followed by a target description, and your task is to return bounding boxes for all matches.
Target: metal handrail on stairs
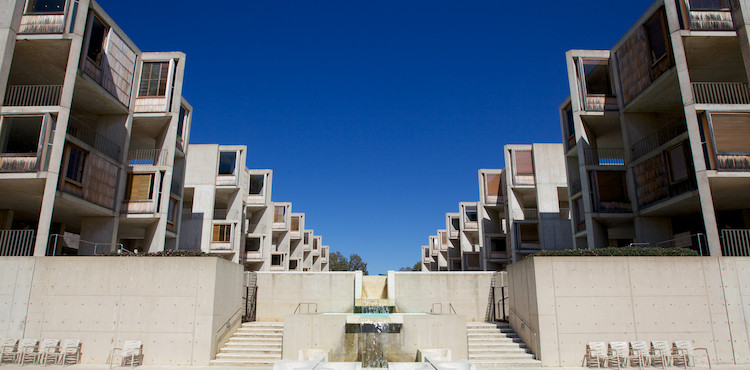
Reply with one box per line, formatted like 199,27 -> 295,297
294,302 -> 318,314
430,302 -> 457,314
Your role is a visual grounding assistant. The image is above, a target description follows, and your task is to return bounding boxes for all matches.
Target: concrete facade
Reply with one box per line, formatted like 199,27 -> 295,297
507,256 -> 750,367
422,143 -> 571,271
560,0 -> 750,256
0,256 -> 243,365
181,144 -> 330,271
0,0 -> 191,256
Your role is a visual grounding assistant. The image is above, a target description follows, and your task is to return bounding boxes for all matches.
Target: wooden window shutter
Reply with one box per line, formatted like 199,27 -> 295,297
126,174 -> 153,200
291,216 -> 300,231
485,174 -> 502,195
515,151 -> 534,174
274,206 -> 285,223
711,113 -> 750,153
212,225 -> 220,241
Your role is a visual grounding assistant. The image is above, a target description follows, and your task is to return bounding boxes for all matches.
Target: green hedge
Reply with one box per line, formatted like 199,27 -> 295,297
531,246 -> 699,257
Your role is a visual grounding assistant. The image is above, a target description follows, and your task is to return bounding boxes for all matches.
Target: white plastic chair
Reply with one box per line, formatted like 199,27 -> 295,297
673,340 -> 711,368
607,342 -> 629,369
38,339 -> 61,366
0,339 -> 19,364
629,341 -> 650,370
110,340 -> 142,368
651,341 -> 672,369
60,339 -> 82,365
582,342 -> 607,368
17,339 -> 39,366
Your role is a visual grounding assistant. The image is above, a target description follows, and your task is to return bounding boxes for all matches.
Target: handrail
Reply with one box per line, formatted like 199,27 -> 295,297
583,148 -> 625,166
430,302 -> 456,315
127,149 -> 169,166
216,307 -> 243,334
692,82 -> 750,104
631,117 -> 687,160
655,233 -> 707,256
49,234 -> 124,256
0,230 -> 35,256
67,116 -> 122,161
4,84 -> 62,106
508,305 -> 538,357
294,303 -> 318,314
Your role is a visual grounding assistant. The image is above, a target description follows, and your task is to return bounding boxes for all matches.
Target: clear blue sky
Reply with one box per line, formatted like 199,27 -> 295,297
99,0 -> 655,274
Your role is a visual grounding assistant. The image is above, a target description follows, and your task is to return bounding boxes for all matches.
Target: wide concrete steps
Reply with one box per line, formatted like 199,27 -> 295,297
466,322 -> 541,368
210,322 -> 283,366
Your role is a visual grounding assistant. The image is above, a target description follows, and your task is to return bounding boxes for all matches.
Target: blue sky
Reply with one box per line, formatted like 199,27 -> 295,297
99,0 -> 655,274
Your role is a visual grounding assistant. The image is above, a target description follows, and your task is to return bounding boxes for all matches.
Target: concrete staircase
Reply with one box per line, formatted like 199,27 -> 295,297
210,322 -> 283,366
467,322 -> 541,368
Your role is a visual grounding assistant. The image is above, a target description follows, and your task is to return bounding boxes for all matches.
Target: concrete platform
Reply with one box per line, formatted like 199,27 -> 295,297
0,364 -> 740,370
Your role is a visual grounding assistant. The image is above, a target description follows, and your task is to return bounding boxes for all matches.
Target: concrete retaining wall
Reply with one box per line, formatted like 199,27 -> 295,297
393,272 -> 493,321
507,256 -> 750,366
0,256 -> 243,365
255,272 -> 357,321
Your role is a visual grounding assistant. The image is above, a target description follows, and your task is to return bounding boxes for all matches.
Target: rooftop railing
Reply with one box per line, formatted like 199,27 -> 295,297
67,117 -> 122,161
128,149 -> 168,166
693,82 -> 750,105
632,118 -> 687,160
584,148 -> 626,166
4,85 -> 62,106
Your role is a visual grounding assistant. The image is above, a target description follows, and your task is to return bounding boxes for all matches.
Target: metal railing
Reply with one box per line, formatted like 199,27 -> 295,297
430,302 -> 456,315
4,84 -> 62,106
0,230 -> 35,256
655,233 -> 708,256
294,303 -> 318,314
584,148 -> 625,166
48,234 -> 123,256
721,229 -> 750,256
632,118 -> 687,160
127,149 -> 168,166
243,286 -> 257,322
67,117 -> 122,161
692,82 -> 750,105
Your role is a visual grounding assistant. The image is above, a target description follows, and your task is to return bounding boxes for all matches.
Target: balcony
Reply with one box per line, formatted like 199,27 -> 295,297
19,13 -> 66,34
716,154 -> 750,170
584,148 -> 625,166
0,230 -> 35,256
686,9 -> 734,31
4,85 -> 62,106
512,174 -> 535,186
128,149 -> 168,166
569,179 -> 582,195
721,229 -> 750,256
67,117 -> 122,161
632,118 -> 687,160
692,82 -> 750,105
121,200 -> 157,214
0,118 -> 55,173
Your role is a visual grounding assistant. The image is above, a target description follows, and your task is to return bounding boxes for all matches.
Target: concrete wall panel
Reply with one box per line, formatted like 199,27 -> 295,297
256,272 -> 356,321
393,272 -> 493,321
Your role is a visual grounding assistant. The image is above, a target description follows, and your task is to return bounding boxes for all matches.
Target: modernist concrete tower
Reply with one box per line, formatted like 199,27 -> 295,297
560,0 -> 750,256
0,0 -> 191,256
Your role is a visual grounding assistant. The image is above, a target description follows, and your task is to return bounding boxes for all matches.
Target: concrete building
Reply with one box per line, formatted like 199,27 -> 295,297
422,144 -> 571,271
0,0 -> 191,256
560,0 -> 750,256
180,144 -> 329,271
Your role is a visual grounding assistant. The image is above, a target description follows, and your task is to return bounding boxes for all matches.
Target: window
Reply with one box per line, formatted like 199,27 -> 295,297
689,0 -> 730,10
274,206 -> 285,223
451,259 -> 462,270
450,217 -> 460,231
167,197 -> 178,223
271,254 -> 282,266
65,146 -> 86,184
138,62 -> 169,97
514,150 -> 534,175
303,232 -> 310,244
595,172 -> 629,202
645,12 -> 668,64
177,106 -> 187,138
465,206 -> 478,222
582,59 -> 612,95
485,174 -> 502,196
666,143 -> 690,183
291,216 -> 300,231
574,196 -> 585,227
565,104 -> 575,139
490,238 -> 505,252
125,173 -> 154,200
26,0 -> 65,13
289,260 -> 298,270
249,175 -> 265,194
86,17 -> 107,65
212,224 -> 231,242
246,237 -> 261,251
218,152 -> 236,175
0,116 -> 42,154
711,113 -> 750,154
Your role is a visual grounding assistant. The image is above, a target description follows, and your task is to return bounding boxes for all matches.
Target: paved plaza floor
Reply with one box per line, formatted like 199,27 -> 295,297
0,364 -> 746,370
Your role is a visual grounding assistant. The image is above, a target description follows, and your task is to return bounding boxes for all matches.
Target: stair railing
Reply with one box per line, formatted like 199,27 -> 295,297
294,302 -> 318,314
430,302 -> 456,314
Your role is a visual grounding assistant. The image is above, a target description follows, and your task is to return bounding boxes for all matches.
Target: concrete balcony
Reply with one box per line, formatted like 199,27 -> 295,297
4,85 -> 62,107
584,148 -> 625,166
692,82 -> 750,105
127,149 -> 169,167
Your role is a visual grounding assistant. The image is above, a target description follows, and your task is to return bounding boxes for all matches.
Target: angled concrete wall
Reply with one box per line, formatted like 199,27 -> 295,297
393,272 -> 493,321
0,257 -> 243,365
255,272 -> 357,321
508,256 -> 750,367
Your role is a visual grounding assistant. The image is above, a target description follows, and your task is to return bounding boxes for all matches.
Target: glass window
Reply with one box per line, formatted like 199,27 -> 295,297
271,254 -> 282,266
0,116 -> 42,154
167,197 -> 178,223
689,0 -> 730,10
490,238 -> 505,252
596,172 -> 629,202
218,152 -> 236,175
249,175 -> 265,194
303,232 -> 310,244
514,150 -> 534,175
212,224 -> 231,242
65,146 -> 86,184
450,217 -> 460,231
565,104 -> 575,138
177,106 -> 187,137
645,13 -> 668,64
138,62 -> 169,97
291,216 -> 300,231
26,0 -> 65,13
289,260 -> 298,269
583,59 -> 612,95
86,17 -> 107,65
465,206 -> 478,222
666,143 -> 689,183
246,237 -> 261,251
274,206 -> 285,223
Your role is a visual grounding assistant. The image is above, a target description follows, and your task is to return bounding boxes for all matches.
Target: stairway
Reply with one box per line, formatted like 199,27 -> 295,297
210,322 -> 283,366
467,322 -> 541,368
